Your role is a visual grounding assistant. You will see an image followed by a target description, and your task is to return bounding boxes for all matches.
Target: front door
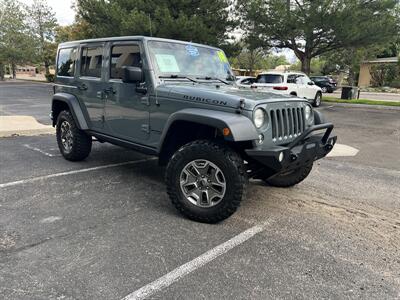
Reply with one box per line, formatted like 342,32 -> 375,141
77,43 -> 105,130
104,42 -> 150,142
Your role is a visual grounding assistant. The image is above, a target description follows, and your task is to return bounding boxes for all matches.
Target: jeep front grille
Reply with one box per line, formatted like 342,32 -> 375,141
270,107 -> 305,141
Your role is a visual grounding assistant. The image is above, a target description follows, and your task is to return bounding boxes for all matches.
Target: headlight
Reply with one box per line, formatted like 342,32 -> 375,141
305,105 -> 312,120
253,108 -> 265,128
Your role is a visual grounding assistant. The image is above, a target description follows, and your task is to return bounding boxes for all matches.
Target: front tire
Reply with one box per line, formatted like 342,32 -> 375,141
264,163 -> 313,187
165,140 -> 246,223
313,92 -> 322,107
56,110 -> 92,161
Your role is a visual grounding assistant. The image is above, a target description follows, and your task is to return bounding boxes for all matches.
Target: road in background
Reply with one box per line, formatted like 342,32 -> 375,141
0,81 -> 52,125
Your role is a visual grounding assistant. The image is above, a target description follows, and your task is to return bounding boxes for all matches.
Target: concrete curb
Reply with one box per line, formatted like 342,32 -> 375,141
0,116 -> 55,137
321,102 -> 400,111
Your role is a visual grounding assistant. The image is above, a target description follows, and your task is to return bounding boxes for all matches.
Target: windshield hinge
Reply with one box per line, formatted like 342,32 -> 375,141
236,98 -> 245,114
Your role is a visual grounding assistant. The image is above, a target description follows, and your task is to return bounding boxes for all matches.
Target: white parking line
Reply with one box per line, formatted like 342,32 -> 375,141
0,158 -> 156,188
23,144 -> 60,157
121,224 -> 266,300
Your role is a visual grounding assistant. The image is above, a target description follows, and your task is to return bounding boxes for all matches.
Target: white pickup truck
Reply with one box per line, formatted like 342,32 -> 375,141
251,71 -> 323,107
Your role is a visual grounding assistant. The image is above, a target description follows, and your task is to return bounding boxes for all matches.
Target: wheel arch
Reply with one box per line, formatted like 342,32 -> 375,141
158,108 -> 258,165
52,93 -> 89,130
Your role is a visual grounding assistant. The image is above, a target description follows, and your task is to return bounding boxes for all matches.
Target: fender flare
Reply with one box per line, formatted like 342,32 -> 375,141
158,108 -> 259,151
313,110 -> 326,125
52,93 -> 89,130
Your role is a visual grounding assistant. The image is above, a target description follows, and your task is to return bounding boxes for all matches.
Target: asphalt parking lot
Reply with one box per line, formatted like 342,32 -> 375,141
1,81 -> 400,299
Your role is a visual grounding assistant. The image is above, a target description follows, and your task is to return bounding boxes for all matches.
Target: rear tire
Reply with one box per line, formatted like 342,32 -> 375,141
165,140 -> 246,223
56,110 -> 92,161
263,163 -> 313,187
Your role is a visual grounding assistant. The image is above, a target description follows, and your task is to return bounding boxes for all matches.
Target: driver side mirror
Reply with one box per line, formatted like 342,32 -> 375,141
308,81 -> 315,85
121,66 -> 143,83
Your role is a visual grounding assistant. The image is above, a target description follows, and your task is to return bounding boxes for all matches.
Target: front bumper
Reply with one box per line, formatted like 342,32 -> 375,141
245,123 -> 337,174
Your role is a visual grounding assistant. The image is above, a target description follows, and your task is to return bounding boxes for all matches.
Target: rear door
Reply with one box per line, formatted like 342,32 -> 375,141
103,41 -> 150,142
76,43 -> 105,130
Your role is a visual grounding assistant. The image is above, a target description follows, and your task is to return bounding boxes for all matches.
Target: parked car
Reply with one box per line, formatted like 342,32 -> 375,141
251,71 -> 323,107
51,36 -> 336,223
310,76 -> 337,93
235,76 -> 256,88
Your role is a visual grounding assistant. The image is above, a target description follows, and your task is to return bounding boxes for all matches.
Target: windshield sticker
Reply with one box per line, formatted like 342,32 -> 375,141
155,54 -> 180,73
217,50 -> 228,63
185,45 -> 200,57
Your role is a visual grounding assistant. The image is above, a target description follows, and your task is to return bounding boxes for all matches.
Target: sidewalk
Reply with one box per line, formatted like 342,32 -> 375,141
0,116 -> 54,137
331,90 -> 400,102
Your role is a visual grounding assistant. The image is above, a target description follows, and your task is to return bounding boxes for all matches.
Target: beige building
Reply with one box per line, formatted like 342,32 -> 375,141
358,57 -> 399,87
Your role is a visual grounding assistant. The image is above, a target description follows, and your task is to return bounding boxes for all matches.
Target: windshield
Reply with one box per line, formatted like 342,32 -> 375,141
148,40 -> 234,82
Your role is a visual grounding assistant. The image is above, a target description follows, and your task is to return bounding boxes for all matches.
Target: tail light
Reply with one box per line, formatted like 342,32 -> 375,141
273,86 -> 288,90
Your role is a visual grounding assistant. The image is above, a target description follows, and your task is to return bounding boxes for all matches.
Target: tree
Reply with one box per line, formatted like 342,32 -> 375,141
370,63 -> 399,87
0,0 -> 35,79
233,46 -> 267,72
75,0 -> 234,46
55,20 -> 92,43
28,0 -> 58,75
237,0 -> 400,75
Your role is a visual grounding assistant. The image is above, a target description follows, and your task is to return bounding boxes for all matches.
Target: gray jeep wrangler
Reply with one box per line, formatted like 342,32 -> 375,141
51,36 -> 336,223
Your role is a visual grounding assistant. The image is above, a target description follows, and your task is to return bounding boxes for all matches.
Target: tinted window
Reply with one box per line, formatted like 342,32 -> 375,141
110,44 -> 141,79
311,77 -> 326,82
256,74 -> 283,83
81,46 -> 103,78
57,48 -> 77,77
287,74 -> 297,83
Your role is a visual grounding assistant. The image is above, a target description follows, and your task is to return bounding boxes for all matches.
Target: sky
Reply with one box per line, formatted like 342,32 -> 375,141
21,0 -> 75,25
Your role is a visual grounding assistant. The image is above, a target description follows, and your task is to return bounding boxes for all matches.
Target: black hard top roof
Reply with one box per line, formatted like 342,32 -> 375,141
58,36 -> 220,50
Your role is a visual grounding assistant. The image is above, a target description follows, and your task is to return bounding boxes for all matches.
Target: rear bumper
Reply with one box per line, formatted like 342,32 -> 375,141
245,123 -> 337,173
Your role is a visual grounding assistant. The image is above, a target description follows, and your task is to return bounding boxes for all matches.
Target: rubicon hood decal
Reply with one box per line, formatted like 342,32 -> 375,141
182,95 -> 227,106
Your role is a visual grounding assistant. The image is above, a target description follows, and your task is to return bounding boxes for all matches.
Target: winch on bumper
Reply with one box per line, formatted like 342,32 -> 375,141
245,123 -> 337,174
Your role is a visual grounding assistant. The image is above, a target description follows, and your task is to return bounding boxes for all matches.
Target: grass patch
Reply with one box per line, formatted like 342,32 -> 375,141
323,96 -> 400,107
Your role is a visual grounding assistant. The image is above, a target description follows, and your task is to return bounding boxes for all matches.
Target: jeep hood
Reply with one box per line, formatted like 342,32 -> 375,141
156,83 -> 306,110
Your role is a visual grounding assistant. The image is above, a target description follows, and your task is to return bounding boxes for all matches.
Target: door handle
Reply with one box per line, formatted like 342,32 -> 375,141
78,84 -> 88,91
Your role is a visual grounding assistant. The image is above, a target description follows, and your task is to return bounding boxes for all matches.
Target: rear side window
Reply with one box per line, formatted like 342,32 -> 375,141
110,44 -> 141,79
57,48 -> 77,77
256,74 -> 283,83
80,46 -> 103,78
287,74 -> 297,83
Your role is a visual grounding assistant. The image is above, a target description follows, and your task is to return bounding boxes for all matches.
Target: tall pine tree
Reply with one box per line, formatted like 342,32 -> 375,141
76,0 -> 234,46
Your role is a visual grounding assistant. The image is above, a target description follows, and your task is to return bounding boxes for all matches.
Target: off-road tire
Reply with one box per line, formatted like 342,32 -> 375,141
313,92 -> 322,107
264,163 -> 313,187
56,110 -> 92,161
165,140 -> 246,223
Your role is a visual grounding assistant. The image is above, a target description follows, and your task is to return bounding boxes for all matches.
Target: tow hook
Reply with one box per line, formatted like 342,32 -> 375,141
290,153 -> 298,161
325,144 -> 333,151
